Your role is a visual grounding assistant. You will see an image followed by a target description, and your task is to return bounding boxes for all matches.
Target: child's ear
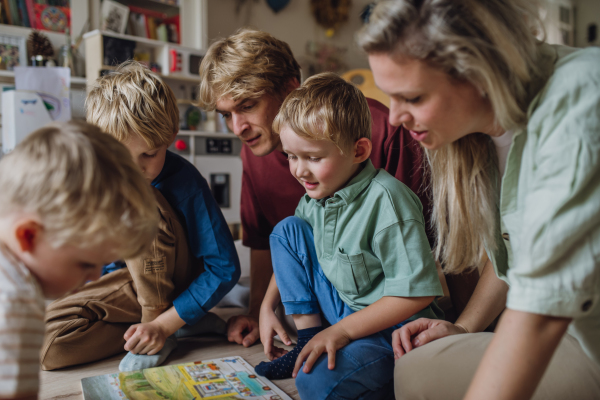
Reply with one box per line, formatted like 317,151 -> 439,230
15,220 -> 42,253
353,138 -> 372,164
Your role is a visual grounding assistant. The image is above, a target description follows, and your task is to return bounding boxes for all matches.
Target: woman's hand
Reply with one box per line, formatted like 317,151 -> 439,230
259,306 -> 292,360
292,324 -> 351,378
392,318 -> 468,359
123,320 -> 169,355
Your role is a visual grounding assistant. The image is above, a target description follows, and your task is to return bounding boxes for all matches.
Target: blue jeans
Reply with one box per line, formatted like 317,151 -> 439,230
270,217 -> 399,400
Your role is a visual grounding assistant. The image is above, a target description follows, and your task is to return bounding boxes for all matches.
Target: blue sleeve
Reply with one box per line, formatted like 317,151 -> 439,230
172,181 -> 241,325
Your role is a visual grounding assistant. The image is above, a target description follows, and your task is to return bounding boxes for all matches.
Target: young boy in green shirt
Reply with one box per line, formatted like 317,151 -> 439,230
255,72 -> 443,399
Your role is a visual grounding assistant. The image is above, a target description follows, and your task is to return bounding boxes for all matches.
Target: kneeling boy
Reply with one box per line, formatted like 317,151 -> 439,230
0,121 -> 158,399
41,62 -> 240,371
256,73 -> 443,399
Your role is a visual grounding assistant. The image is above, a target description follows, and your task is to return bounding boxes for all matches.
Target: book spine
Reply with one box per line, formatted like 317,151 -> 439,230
25,0 -> 34,27
143,14 -> 151,39
128,5 -> 166,20
2,0 -> 13,25
17,0 -> 29,27
8,0 -> 21,26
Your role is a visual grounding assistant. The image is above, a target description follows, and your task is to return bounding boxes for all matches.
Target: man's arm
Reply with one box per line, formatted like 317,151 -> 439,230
249,249 -> 273,318
226,248 -> 274,346
464,309 -> 571,400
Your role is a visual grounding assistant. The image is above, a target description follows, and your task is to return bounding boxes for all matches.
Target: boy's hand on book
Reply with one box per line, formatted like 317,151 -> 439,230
123,321 -> 169,355
391,318 -> 468,360
292,325 -> 351,378
259,307 -> 291,360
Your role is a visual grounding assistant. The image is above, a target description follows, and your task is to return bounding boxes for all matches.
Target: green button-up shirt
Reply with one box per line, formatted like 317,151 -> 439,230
487,44 -> 600,366
295,160 -> 443,319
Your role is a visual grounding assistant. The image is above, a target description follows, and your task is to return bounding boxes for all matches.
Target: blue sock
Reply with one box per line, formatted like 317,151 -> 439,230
254,326 -> 323,380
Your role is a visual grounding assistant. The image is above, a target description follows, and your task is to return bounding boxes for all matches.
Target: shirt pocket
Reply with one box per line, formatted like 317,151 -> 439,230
335,250 -> 372,296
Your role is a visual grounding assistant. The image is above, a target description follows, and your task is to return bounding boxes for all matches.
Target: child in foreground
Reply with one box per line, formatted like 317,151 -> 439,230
41,62 -> 240,372
256,73 -> 443,399
0,121 -> 158,399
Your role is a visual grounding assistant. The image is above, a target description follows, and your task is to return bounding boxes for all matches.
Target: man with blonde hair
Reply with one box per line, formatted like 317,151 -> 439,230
0,121 -> 158,399
198,28 -> 430,348
41,62 -> 240,372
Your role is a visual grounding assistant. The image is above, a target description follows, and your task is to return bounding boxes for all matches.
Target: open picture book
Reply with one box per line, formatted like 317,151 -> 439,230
81,356 -> 292,399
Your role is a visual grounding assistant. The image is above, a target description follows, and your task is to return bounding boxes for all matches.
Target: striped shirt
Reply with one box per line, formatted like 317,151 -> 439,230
0,244 -> 45,398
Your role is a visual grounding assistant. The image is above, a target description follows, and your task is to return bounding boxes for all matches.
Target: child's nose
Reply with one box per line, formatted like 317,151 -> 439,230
295,161 -> 310,177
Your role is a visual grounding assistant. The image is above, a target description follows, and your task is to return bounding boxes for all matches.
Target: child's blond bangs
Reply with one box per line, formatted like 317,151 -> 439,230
273,72 -> 371,154
86,61 -> 179,149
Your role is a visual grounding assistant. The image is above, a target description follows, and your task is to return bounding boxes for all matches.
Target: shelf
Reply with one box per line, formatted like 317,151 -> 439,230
84,29 -> 200,52
0,69 -> 87,87
177,99 -> 196,105
100,64 -> 200,83
178,130 -> 238,139
124,0 -> 180,17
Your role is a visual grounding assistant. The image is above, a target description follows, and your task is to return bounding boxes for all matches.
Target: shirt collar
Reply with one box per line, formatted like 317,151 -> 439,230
305,159 -> 378,207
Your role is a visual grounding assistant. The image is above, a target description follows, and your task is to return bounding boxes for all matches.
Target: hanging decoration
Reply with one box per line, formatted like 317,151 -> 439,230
310,0 -> 352,38
266,0 -> 291,13
304,41 -> 348,76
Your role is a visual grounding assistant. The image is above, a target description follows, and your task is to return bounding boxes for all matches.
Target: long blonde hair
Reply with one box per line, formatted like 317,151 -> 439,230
357,0 -> 546,273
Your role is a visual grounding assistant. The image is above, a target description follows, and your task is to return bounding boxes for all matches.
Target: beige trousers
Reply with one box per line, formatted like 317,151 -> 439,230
395,332 -> 600,400
41,189 -> 199,371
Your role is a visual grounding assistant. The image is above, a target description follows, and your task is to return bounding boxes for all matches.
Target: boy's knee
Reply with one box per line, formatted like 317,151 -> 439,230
40,334 -> 66,371
295,370 -> 320,400
271,216 -> 311,240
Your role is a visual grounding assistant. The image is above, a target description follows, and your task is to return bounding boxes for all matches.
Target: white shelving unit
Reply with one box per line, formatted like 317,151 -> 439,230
0,69 -> 87,86
82,29 -> 205,86
88,0 -> 208,50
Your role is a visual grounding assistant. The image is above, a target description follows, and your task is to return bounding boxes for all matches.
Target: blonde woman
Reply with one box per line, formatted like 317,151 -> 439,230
358,0 -> 600,399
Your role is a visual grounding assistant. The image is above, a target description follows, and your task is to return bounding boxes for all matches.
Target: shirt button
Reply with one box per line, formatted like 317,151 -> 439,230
502,233 -> 510,241
581,300 -> 593,312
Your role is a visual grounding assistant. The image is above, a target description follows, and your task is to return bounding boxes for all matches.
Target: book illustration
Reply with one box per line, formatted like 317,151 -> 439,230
81,356 -> 291,400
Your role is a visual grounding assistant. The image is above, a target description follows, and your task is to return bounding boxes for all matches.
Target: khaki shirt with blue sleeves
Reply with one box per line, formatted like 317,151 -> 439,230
294,160 -> 443,319
487,44 -> 600,367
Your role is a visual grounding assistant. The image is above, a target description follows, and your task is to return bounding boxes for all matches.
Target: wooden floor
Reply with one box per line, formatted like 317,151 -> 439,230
38,308 -> 299,400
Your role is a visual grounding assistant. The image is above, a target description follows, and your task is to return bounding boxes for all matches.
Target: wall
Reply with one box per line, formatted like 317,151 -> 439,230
206,0 -> 374,75
574,0 -> 600,47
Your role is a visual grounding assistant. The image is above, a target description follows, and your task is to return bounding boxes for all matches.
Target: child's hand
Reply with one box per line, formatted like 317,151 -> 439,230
123,321 -> 168,355
391,318 -> 468,359
292,324 -> 351,378
259,306 -> 292,360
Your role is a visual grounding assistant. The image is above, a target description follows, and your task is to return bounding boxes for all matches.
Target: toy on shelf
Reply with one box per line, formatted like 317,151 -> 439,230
26,30 -> 55,66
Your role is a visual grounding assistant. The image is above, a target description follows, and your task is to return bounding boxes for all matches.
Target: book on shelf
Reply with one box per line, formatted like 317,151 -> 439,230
101,0 -> 129,35
126,5 -> 180,44
1,0 -> 70,32
80,356 -> 292,400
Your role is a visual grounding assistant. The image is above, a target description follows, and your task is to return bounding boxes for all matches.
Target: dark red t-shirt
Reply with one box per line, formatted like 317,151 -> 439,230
241,98 -> 431,250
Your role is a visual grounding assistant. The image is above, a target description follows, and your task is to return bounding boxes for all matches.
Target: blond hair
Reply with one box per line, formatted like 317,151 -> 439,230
86,61 -> 179,149
0,121 -> 158,258
198,28 -> 301,111
272,72 -> 371,153
357,0 -> 546,274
